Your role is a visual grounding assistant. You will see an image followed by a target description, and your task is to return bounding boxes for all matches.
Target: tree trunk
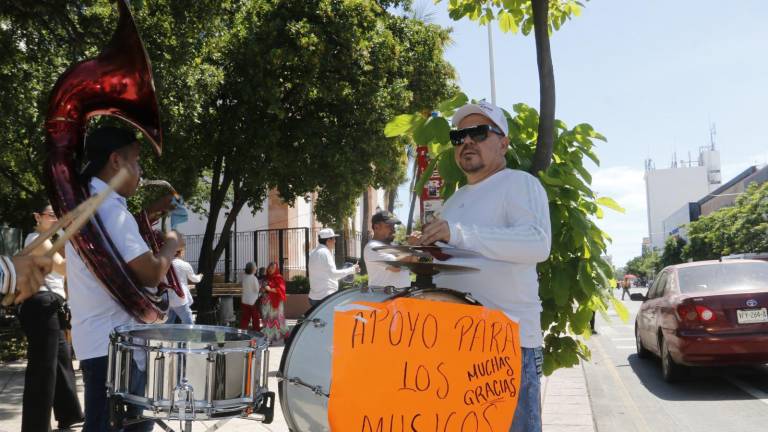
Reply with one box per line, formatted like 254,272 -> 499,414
406,159 -> 418,234
360,187 -> 370,273
386,187 -> 397,213
529,0 -> 556,175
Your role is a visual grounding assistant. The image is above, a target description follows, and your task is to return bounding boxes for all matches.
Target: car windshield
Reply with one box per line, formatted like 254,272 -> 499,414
678,262 -> 768,294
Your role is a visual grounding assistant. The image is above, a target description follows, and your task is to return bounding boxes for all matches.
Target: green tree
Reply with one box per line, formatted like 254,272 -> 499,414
439,0 -> 587,174
624,250 -> 660,285
660,235 -> 686,268
386,94 -> 626,374
0,0 -> 233,229
684,182 -> 768,261
187,0 -> 456,321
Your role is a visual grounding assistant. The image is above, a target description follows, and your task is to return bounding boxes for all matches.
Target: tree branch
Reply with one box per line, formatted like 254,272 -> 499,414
530,0 -> 556,175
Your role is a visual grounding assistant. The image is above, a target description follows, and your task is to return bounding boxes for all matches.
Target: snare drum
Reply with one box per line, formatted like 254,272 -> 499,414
107,324 -> 274,427
278,287 -> 479,431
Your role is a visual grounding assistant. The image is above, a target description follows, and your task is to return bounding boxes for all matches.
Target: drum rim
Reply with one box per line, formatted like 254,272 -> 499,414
278,288 -> 366,431
111,323 -> 267,346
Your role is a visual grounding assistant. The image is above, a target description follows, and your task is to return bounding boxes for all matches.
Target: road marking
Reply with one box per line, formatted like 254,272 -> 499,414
611,338 -> 635,342
592,336 -> 652,431
615,345 -> 636,350
727,377 -> 768,405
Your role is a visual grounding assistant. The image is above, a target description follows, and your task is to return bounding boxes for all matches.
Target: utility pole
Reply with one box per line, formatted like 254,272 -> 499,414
488,24 -> 497,104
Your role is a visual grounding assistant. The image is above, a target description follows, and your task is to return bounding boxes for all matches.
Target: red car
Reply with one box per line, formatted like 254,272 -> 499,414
634,259 -> 768,381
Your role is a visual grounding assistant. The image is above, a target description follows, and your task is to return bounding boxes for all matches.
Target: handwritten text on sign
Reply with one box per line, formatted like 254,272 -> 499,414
328,297 -> 522,432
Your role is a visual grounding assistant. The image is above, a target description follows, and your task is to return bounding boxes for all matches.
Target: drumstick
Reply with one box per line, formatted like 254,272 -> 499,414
1,169 -> 129,306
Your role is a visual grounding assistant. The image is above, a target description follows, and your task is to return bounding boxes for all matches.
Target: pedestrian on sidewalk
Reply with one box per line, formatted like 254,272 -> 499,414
621,279 -> 631,300
307,228 -> 359,307
412,101 -> 551,432
260,262 -> 288,343
18,203 -> 84,431
167,232 -> 201,324
240,262 -> 262,331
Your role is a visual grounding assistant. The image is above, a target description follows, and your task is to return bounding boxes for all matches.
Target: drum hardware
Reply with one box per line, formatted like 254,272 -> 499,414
108,324 -> 274,431
372,260 -> 480,289
277,372 -> 330,398
372,244 -> 481,261
170,378 -> 196,421
309,318 -> 327,328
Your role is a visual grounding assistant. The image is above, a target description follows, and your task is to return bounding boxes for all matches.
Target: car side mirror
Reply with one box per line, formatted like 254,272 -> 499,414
629,293 -> 646,301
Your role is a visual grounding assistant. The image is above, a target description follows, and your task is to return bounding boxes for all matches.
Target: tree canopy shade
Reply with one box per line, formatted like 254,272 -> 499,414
0,0 -> 456,321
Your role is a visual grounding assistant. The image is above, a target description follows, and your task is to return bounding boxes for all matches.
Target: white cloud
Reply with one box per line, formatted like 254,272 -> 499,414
591,166 -> 648,268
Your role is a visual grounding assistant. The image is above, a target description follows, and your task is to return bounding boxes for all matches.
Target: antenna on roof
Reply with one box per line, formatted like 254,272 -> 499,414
709,123 -> 717,150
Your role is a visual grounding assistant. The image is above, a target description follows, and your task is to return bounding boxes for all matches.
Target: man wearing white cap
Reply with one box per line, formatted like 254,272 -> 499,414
307,228 -> 360,307
413,100 -> 551,432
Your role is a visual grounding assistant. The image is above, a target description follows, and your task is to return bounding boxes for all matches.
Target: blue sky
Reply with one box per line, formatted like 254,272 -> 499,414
396,0 -> 768,267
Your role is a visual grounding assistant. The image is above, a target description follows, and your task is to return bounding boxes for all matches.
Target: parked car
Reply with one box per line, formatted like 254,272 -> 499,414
633,259 -> 768,381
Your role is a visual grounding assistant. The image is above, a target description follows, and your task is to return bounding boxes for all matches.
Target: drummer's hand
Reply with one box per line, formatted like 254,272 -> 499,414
11,255 -> 53,304
146,193 -> 176,219
419,217 -> 450,245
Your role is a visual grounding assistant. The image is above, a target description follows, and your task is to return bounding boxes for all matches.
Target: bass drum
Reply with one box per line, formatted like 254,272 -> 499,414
278,287 -> 480,431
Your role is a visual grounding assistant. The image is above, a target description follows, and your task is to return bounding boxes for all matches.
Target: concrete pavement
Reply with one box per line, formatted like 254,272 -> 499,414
0,322 -> 597,432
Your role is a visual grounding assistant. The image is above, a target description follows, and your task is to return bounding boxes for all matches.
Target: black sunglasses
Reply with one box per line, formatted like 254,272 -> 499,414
449,124 -> 504,146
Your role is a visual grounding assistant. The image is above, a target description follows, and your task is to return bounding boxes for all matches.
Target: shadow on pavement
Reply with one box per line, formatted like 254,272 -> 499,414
627,352 -> 768,402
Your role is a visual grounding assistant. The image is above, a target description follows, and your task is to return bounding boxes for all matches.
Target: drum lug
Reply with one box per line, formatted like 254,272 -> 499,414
309,318 -> 326,328
170,378 -> 196,421
464,292 -> 479,304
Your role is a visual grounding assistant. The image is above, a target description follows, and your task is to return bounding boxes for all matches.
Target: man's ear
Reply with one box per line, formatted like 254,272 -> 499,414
107,151 -> 123,172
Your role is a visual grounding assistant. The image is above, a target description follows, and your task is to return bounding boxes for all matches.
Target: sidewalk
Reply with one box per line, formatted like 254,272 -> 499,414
0,331 -> 596,432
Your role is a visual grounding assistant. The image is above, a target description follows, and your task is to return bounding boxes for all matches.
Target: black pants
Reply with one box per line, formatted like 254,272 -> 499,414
19,291 -> 83,432
81,356 -> 152,432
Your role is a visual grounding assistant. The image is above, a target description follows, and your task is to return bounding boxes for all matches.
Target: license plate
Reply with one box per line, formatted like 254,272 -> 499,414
737,308 -> 768,324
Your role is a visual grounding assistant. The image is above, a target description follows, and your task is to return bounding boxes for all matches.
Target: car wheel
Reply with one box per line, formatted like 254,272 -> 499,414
660,336 -> 686,382
635,323 -> 650,359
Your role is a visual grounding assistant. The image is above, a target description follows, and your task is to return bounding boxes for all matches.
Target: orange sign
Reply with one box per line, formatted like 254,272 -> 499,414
329,297 -> 521,432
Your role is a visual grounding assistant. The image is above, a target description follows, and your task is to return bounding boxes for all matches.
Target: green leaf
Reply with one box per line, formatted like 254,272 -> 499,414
596,196 -> 625,213
437,93 -> 469,114
498,10 -> 518,34
384,113 -> 423,137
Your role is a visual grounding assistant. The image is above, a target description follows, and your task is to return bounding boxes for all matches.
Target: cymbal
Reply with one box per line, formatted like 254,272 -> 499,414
372,244 -> 480,261
372,260 -> 479,276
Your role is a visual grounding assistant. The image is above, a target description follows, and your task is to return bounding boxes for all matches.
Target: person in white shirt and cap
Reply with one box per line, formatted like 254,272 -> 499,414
412,100 -> 552,432
307,228 -> 360,307
363,210 -> 412,290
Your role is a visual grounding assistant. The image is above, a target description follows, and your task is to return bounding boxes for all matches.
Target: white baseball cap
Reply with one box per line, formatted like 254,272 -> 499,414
318,228 -> 340,239
451,100 -> 509,136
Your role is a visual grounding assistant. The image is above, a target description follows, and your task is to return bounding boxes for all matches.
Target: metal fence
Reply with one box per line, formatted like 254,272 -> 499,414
0,227 -> 22,255
184,227 -> 363,282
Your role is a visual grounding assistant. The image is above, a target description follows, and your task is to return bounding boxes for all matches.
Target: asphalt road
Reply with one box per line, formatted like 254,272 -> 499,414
584,287 -> 768,432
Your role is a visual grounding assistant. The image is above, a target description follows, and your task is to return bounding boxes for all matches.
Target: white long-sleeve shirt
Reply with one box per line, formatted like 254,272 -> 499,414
169,258 -> 201,308
307,244 -> 355,301
434,168 -> 551,348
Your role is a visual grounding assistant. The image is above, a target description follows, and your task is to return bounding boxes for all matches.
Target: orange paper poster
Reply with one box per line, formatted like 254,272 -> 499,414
328,297 -> 521,432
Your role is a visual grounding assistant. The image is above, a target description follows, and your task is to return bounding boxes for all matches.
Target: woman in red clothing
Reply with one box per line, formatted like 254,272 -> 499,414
260,262 -> 288,343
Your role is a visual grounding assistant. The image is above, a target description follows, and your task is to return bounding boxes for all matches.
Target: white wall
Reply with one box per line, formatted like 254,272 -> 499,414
175,198 -> 270,236
645,166 -> 709,250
